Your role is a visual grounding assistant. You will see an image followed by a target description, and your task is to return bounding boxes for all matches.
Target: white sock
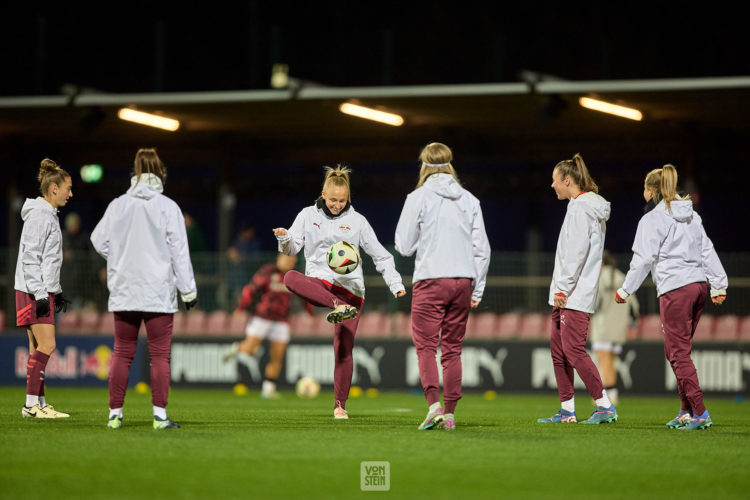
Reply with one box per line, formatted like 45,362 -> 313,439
608,388 -> 619,403
109,408 -> 123,419
444,413 -> 455,421
595,390 -> 613,409
429,402 -> 442,413
262,380 -> 276,394
39,396 -> 46,408
561,397 -> 575,413
26,395 -> 39,407
153,406 -> 167,420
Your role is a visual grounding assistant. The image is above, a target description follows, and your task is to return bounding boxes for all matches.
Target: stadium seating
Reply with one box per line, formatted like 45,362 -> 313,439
518,313 -> 548,340
496,313 -> 522,339
0,309 -> 5,331
738,316 -> 750,342
181,310 -> 207,336
205,310 -> 229,335
98,311 -> 115,334
467,312 -> 499,339
172,312 -> 186,336
79,309 -> 103,334
713,315 -> 739,341
57,311 -> 81,334
357,311 -> 390,338
638,315 -> 663,341
227,311 -> 249,335
393,312 -> 412,338
693,315 -> 715,342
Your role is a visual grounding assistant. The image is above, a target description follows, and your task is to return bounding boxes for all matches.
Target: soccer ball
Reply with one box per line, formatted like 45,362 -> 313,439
295,376 -> 321,399
327,240 -> 360,275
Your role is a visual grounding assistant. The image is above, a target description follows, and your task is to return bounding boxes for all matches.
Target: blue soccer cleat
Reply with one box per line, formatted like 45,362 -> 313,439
153,416 -> 181,430
679,411 -> 712,430
537,409 -> 577,423
579,405 -> 618,424
666,410 -> 692,429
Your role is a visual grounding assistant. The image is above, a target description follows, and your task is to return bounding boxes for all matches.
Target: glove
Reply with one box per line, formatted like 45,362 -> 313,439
614,290 -> 627,304
35,298 -> 50,317
54,293 -> 69,313
182,291 -> 198,311
185,298 -> 198,310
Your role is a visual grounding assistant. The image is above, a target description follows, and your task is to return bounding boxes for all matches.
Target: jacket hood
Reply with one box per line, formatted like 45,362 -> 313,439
21,197 -> 56,221
424,173 -> 463,200
573,192 -> 611,222
128,173 -> 163,200
662,199 -> 693,222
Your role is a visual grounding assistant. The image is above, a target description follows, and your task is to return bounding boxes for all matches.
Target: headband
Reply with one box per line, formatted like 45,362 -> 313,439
423,162 -> 451,167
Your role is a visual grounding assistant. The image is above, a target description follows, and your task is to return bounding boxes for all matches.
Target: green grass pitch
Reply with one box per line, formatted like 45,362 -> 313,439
1,387 -> 748,499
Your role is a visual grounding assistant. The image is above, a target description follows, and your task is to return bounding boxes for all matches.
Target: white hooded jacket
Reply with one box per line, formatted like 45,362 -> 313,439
549,191 -> 611,313
394,173 -> 491,302
276,202 -> 404,299
14,197 -> 63,300
90,174 -> 197,313
620,199 -> 727,298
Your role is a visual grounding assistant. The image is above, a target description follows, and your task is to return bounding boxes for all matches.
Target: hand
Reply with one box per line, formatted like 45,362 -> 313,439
470,300 -> 480,309
553,293 -> 567,309
711,295 -> 726,305
185,298 -> 198,310
273,228 -> 287,237
35,298 -> 50,317
614,291 -> 627,304
54,293 -> 69,313
394,290 -> 406,298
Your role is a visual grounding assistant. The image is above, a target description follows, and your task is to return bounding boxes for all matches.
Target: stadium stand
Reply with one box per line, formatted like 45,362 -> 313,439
227,311 -> 249,335
639,314 -> 663,341
98,311 -> 115,334
393,311 -> 412,339
205,310 -> 229,335
739,316 -> 750,342
79,309 -> 102,334
181,310 -> 207,336
172,312 -> 187,336
496,313 -> 522,339
0,309 -> 5,331
57,311 -> 80,334
467,312 -> 499,339
713,314 -> 739,341
357,311 -> 390,338
518,313 -> 548,340
693,314 -> 715,342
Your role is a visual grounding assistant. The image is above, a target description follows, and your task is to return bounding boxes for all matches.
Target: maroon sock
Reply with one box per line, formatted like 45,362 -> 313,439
444,399 -> 457,414
39,380 -> 45,398
27,351 -> 50,397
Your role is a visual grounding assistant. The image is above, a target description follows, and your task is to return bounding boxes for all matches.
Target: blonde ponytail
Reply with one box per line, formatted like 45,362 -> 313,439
322,164 -> 352,202
554,153 -> 599,193
417,142 -> 460,188
644,164 -> 689,211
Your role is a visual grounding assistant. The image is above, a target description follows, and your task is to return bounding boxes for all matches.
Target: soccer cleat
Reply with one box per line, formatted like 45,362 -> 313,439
536,409 -> 577,423
40,405 -> 70,418
222,342 -> 239,363
153,416 -> 181,429
326,304 -> 358,324
438,416 -> 456,430
334,405 -> 349,420
107,415 -> 123,429
579,405 -> 618,424
666,411 -> 692,429
418,406 -> 445,430
21,404 -> 45,418
679,412 -> 712,431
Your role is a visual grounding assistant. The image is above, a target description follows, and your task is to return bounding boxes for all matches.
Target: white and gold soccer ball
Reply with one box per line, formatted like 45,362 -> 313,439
327,240 -> 360,275
295,376 -> 321,399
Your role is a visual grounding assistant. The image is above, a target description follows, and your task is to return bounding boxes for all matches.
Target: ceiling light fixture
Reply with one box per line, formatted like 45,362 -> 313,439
117,108 -> 180,131
339,103 -> 404,126
578,97 -> 643,121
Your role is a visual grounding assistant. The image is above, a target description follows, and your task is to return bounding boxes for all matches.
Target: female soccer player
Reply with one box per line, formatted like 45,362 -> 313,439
395,142 -> 490,431
16,158 -> 72,419
538,153 -> 617,425
273,164 -> 405,419
615,164 -> 727,430
590,251 -> 639,405
91,148 -> 198,430
223,253 -> 314,399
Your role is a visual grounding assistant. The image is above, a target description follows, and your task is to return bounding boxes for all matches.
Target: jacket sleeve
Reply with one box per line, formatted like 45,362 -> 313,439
359,217 -> 405,295
90,203 -> 113,259
553,207 -> 592,295
394,192 -> 421,257
20,216 -> 50,300
699,222 -> 728,295
166,204 -> 197,297
470,202 -> 491,302
277,210 -> 305,256
622,215 -> 662,295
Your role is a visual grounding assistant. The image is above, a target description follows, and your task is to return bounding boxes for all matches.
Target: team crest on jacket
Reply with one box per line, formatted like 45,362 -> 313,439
339,224 -> 351,233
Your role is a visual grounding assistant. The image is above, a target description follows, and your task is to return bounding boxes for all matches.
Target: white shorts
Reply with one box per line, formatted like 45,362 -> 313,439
591,341 -> 623,355
245,316 -> 291,343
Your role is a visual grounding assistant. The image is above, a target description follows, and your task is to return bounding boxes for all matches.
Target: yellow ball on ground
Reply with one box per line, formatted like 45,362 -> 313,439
349,385 -> 363,398
484,390 -> 497,400
365,388 -> 379,398
135,382 -> 149,394
233,383 -> 249,396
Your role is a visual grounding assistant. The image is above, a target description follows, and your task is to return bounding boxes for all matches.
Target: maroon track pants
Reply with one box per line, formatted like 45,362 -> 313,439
109,311 -> 174,409
284,270 -> 363,407
411,278 -> 471,412
550,307 -> 605,402
660,282 -> 708,415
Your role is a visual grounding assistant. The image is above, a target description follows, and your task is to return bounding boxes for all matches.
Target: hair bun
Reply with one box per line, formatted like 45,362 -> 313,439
40,158 -> 59,171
